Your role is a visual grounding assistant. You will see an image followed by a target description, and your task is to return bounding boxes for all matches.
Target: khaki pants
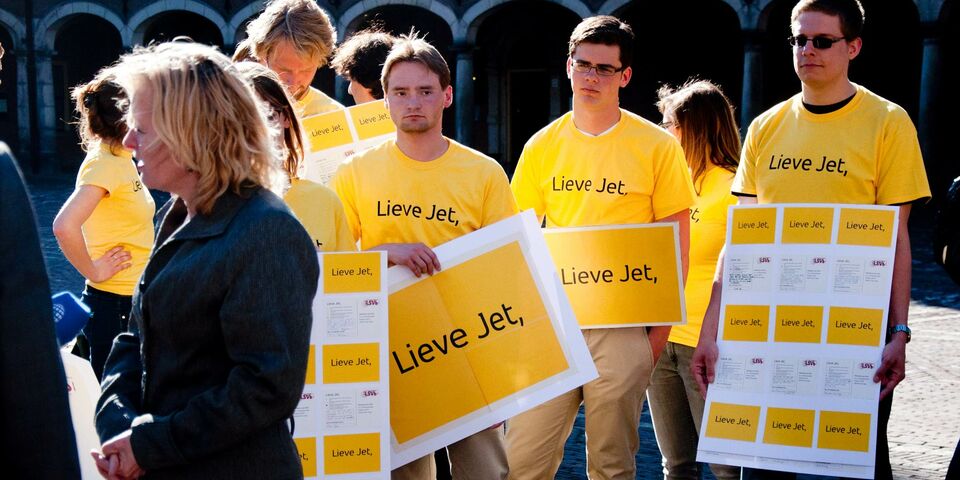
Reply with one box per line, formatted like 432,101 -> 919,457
392,426 -> 508,480
506,327 -> 654,480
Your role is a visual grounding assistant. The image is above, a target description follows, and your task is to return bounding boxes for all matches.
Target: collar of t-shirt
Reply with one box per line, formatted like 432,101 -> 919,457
575,122 -> 618,137
802,92 -> 856,114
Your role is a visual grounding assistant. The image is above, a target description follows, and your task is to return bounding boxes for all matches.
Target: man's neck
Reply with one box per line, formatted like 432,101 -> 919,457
571,104 -> 621,136
801,79 -> 856,106
395,131 -> 449,162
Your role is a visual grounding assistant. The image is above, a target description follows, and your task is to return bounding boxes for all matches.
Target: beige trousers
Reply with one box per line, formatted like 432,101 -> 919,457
392,426 -> 509,480
505,327 -> 655,480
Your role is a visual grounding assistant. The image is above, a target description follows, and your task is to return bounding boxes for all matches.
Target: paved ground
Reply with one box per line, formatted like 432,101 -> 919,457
25,175 -> 958,479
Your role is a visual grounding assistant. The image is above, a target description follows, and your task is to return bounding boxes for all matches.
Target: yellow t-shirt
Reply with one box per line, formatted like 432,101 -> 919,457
296,86 -> 344,119
511,109 -> 696,227
76,143 -> 155,295
669,166 -> 737,348
733,84 -> 931,205
283,178 -> 357,252
332,139 -> 518,249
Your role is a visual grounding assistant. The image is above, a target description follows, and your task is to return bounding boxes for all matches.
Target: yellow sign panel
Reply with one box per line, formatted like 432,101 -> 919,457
722,305 -> 769,342
731,208 -> 777,244
763,407 -> 815,447
305,344 -> 317,385
705,402 -> 762,442
544,225 -> 683,327
324,252 -> 381,294
322,343 -> 379,384
295,437 -> 317,477
837,208 -> 896,247
350,100 -> 395,140
781,207 -> 833,244
323,433 -> 381,474
302,110 -> 352,151
774,305 -> 823,343
818,411 -> 871,452
826,306 -> 883,346
389,241 -> 569,444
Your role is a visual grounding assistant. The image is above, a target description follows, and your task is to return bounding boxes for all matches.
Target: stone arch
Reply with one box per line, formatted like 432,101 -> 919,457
35,2 -> 126,50
0,7 -> 26,50
128,0 -> 228,46
339,0 -> 459,43
461,0 -> 591,44
228,1 -> 268,44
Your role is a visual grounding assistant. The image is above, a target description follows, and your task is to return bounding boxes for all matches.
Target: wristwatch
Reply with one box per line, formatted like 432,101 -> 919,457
888,324 -> 911,343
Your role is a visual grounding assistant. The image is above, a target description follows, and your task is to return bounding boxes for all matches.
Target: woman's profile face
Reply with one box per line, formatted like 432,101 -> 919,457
122,84 -> 192,193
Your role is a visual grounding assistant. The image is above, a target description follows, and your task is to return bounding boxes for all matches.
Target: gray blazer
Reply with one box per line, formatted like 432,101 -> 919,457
0,143 -> 81,478
96,186 -> 319,479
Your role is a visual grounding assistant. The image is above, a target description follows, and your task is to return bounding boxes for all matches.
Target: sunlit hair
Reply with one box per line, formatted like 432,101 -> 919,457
234,61 -> 304,180
381,32 -> 450,92
245,0 -> 336,67
657,79 -> 741,194
72,68 -> 128,153
112,42 -> 281,215
332,29 -> 397,99
232,38 -> 257,62
792,0 -> 865,40
568,15 -> 634,69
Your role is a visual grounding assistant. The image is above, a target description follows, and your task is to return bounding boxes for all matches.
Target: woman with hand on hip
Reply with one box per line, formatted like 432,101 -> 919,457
646,79 -> 742,480
93,42 -> 318,479
53,71 -> 155,380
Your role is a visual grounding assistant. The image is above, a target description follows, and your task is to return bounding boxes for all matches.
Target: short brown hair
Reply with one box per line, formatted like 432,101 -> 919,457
657,79 -> 741,193
381,33 -> 450,92
332,30 -> 397,99
72,69 -> 128,151
791,0 -> 865,39
568,16 -> 634,69
245,0 -> 336,66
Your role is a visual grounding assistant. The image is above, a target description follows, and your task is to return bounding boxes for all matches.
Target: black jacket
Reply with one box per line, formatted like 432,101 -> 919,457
96,186 -> 318,479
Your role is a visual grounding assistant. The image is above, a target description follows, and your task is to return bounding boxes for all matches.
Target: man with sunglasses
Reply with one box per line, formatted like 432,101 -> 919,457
507,15 -> 695,480
691,1 -> 930,479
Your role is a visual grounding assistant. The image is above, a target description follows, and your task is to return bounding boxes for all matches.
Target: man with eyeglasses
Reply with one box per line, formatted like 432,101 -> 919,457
506,15 -> 695,480
691,1 -> 930,479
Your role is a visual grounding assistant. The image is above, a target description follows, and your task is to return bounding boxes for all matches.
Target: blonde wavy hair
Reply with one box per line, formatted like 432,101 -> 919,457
113,42 -> 281,215
245,0 -> 336,66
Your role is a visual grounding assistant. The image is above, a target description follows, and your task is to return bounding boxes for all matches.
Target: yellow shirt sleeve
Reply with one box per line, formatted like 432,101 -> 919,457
510,142 -> 546,221
651,138 -> 697,220
732,121 -> 759,197
333,195 -> 358,252
876,108 -> 931,205
483,167 -> 520,226
332,161 -> 362,243
77,150 -> 122,193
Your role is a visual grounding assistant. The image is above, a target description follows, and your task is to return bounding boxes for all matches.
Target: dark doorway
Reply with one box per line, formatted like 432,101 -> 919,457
508,70 -> 552,169
141,11 -> 224,47
0,27 -> 18,153
52,14 -> 124,170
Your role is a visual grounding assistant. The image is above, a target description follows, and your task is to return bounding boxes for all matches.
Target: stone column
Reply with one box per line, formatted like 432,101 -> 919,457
334,75 -> 349,105
740,30 -> 763,130
16,53 -> 31,156
453,46 -> 474,147
486,64 -> 501,159
34,50 -> 56,159
918,27 -> 941,165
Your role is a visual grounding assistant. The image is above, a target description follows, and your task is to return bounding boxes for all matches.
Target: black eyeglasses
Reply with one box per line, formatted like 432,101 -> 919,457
571,59 -> 625,77
787,35 -> 846,49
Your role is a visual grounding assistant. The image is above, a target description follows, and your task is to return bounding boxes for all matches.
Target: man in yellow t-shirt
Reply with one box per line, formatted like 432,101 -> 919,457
244,0 -> 343,118
691,2 -> 930,479
506,16 -> 695,480
333,35 -> 516,480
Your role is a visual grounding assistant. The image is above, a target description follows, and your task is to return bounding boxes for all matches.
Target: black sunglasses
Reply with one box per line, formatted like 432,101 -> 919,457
787,35 -> 846,49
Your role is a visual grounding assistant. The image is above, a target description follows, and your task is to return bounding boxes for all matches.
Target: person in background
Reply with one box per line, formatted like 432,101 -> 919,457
331,29 -> 397,104
646,79 -> 741,480
0,40 -> 82,479
53,69 -> 156,380
691,1 -> 931,478
235,61 -> 355,252
244,0 -> 343,118
93,41 -> 317,479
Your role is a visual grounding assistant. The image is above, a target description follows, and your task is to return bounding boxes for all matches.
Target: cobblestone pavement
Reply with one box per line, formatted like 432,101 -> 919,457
25,176 -> 958,479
